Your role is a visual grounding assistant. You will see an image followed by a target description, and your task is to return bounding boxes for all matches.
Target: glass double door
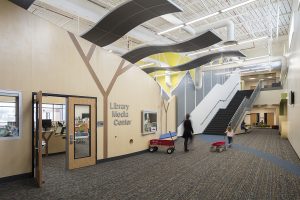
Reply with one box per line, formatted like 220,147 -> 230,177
34,94 -> 96,187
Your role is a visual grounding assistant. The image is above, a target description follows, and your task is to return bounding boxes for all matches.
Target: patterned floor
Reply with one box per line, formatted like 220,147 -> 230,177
0,128 -> 300,200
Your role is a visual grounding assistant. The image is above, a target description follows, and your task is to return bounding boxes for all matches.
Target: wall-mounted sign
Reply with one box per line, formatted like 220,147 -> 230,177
110,102 -> 131,126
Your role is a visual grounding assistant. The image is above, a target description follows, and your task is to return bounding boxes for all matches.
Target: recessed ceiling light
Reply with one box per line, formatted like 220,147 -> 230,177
249,77 -> 256,80
267,76 -> 273,78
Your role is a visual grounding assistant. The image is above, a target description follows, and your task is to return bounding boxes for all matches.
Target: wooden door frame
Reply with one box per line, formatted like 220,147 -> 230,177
267,113 -> 275,126
67,97 -> 97,169
31,93 -> 97,176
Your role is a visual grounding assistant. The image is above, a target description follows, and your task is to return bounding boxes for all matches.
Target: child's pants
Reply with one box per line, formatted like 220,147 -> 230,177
228,136 -> 233,145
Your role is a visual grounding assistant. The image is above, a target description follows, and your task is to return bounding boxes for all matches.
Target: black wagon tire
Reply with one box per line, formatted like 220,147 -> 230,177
167,148 -> 174,154
149,147 -> 156,152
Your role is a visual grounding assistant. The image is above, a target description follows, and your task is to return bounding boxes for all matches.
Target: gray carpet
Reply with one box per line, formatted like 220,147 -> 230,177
1,128 -> 300,200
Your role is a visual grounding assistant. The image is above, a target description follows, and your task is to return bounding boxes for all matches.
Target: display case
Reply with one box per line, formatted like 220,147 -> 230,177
142,111 -> 157,135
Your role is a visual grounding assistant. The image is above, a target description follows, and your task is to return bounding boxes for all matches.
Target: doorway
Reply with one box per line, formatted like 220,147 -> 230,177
32,93 -> 97,187
250,113 -> 260,126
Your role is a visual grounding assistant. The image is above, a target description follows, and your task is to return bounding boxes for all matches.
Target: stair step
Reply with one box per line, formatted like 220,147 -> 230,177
203,89 -> 254,133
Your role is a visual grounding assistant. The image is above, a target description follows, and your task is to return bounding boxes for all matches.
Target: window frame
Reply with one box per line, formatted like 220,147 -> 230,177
0,89 -> 22,140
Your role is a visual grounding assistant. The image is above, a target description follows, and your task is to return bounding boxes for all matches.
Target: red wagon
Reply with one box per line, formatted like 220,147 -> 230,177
149,132 -> 176,154
210,141 -> 227,152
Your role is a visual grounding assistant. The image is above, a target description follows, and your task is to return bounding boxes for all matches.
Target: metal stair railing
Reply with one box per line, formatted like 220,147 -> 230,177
245,80 -> 263,111
200,82 -> 240,125
229,97 -> 248,129
230,80 -> 263,131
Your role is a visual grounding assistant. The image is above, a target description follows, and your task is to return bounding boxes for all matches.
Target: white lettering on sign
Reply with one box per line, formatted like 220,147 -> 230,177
110,102 -> 131,126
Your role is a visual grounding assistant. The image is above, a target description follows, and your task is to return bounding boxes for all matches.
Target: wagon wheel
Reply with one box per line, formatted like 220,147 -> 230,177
149,147 -> 156,152
210,146 -> 215,152
167,148 -> 174,154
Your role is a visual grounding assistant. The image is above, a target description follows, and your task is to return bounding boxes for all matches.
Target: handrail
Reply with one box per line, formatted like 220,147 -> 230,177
230,97 -> 248,129
246,80 -> 262,110
230,80 -> 262,130
200,82 -> 239,125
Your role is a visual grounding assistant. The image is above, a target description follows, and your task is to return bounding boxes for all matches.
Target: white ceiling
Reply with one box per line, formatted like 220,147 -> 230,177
27,0 -> 293,62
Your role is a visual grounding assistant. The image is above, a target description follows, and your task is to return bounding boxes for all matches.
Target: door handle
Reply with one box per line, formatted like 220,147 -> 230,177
70,135 -> 74,144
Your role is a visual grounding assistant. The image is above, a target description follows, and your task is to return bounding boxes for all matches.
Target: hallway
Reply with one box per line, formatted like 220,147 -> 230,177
0,129 -> 300,200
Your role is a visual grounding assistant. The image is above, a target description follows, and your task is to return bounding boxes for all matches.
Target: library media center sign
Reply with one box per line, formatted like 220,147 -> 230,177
110,102 -> 131,126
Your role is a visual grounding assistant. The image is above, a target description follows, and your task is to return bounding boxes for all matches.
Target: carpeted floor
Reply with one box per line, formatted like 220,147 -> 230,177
1,128 -> 300,200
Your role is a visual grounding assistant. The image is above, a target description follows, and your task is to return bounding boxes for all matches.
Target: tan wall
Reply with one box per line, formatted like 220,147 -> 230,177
0,1 -> 171,178
254,90 -> 283,105
250,106 -> 279,125
161,96 -> 177,134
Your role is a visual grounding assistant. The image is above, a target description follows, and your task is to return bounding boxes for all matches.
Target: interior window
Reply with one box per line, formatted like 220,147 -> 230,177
0,90 -> 22,138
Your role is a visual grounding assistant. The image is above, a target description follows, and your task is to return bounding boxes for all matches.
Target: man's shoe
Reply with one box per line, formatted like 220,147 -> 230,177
184,149 -> 189,152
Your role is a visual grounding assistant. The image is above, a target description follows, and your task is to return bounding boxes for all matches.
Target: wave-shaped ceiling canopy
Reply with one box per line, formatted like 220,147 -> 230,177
122,31 -> 222,63
82,0 -> 183,47
9,0 -> 35,9
142,51 -> 246,74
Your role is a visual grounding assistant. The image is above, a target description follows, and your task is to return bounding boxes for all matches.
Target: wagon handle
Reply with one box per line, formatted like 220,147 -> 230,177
169,131 -> 174,141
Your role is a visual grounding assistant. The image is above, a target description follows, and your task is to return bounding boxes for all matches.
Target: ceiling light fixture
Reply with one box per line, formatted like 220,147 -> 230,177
249,77 -> 256,80
238,36 -> 269,45
187,49 -> 209,56
185,12 -> 220,25
139,62 -> 154,68
157,0 -> 258,35
157,24 -> 184,35
220,0 -> 257,13
211,43 -> 237,51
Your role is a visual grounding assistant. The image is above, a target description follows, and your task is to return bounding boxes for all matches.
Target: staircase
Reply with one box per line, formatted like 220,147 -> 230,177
203,90 -> 253,135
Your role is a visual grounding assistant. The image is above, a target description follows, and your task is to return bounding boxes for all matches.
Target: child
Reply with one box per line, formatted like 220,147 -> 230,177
225,126 -> 234,147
